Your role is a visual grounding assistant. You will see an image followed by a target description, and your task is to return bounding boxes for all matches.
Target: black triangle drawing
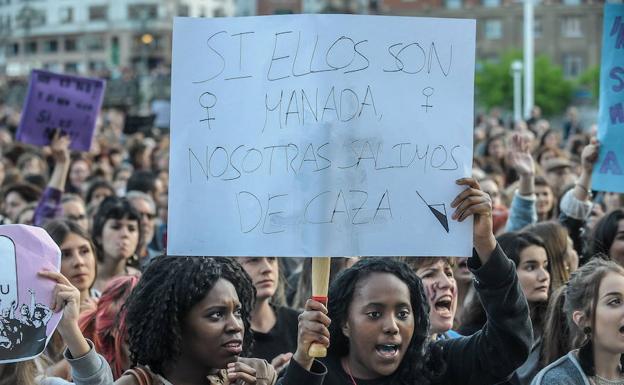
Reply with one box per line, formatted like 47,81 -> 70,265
428,205 -> 449,233
416,191 -> 450,233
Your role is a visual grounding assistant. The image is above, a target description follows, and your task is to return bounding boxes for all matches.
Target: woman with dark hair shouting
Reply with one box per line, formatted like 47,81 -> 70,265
281,178 -> 533,385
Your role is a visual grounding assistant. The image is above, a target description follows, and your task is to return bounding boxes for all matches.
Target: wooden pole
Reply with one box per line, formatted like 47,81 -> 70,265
308,256 -> 331,357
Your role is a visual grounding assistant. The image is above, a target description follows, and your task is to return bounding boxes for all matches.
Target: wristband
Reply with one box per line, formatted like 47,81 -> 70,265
311,296 -> 328,306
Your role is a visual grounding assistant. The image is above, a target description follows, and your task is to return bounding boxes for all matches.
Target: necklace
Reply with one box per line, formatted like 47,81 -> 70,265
343,358 -> 358,385
593,374 -> 624,385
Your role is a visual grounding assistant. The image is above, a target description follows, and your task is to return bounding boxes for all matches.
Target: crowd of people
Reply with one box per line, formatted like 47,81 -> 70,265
0,98 -> 622,385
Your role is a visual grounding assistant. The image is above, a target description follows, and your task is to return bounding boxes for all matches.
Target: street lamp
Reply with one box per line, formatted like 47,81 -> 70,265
511,60 -> 523,124
141,33 -> 154,45
523,0 -> 534,120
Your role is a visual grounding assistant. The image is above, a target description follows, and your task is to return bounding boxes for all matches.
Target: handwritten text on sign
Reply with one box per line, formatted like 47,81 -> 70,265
16,70 -> 105,152
168,15 -> 476,257
593,4 -> 624,193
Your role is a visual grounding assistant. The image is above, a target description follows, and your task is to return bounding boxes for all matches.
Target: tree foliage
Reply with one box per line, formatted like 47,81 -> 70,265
476,50 -> 574,116
576,66 -> 600,103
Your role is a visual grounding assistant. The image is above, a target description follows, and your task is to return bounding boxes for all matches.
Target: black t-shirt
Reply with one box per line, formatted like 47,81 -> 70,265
320,354 -> 392,385
251,306 -> 300,362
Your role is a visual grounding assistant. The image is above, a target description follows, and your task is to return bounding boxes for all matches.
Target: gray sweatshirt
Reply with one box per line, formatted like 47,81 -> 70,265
39,340 -> 113,385
531,351 -> 591,385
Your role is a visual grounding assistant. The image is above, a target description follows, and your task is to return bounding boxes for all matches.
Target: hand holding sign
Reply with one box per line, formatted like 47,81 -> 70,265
38,270 -> 90,359
292,299 -> 331,371
50,130 -> 71,164
16,70 -> 105,152
451,178 -> 496,263
581,138 -> 600,173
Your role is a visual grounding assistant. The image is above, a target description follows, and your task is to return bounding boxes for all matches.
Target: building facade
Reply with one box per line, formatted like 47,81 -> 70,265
0,0 -> 608,79
0,0 -> 235,76
375,0 -> 605,78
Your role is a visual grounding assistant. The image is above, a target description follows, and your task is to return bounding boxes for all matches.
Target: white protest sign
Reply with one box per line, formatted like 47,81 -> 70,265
168,14 -> 476,257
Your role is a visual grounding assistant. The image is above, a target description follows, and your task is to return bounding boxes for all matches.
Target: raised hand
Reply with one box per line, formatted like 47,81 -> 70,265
575,137 -> 600,201
38,270 -> 90,358
292,299 -> 331,371
581,137 -> 600,173
50,130 -> 71,164
507,133 -> 535,176
451,178 -> 496,263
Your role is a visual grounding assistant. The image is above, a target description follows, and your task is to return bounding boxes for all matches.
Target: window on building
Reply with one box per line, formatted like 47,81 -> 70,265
128,4 -> 159,20
43,62 -> 61,72
64,62 -> 78,73
445,0 -> 462,9
25,41 -> 37,55
59,7 -> 73,23
89,5 -> 107,21
484,19 -> 503,40
482,0 -> 500,7
65,38 -> 78,52
44,40 -> 58,53
534,17 -> 542,38
8,42 -> 19,57
562,0 -> 581,5
178,4 -> 190,16
563,54 -> 583,78
0,14 -> 9,32
89,61 -> 106,71
85,35 -> 105,51
561,16 -> 583,38
214,8 -> 226,17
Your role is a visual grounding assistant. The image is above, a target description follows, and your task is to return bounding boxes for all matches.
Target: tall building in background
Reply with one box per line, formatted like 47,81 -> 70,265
0,0 -> 235,77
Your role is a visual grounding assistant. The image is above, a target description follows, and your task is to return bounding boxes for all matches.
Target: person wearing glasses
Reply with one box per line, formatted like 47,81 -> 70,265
126,190 -> 161,267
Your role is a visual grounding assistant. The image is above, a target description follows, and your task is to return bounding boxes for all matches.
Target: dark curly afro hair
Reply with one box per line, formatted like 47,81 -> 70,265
123,255 -> 255,375
327,257 -> 445,385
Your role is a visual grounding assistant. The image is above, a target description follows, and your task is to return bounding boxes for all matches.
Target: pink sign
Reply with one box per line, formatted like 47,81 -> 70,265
0,225 -> 61,363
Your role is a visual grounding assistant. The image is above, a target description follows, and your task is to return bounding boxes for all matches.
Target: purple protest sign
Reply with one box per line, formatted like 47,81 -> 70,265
0,225 -> 62,363
16,70 -> 106,151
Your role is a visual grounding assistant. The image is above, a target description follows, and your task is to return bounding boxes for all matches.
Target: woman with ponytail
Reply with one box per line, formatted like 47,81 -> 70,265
532,257 -> 624,385
539,286 -> 571,368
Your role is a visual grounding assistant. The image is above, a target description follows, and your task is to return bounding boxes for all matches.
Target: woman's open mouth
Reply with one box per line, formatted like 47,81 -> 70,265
375,344 -> 400,358
434,295 -> 453,317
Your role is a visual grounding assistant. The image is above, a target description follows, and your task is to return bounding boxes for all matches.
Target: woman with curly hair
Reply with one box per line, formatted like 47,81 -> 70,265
114,256 -> 277,385
285,178 -> 532,385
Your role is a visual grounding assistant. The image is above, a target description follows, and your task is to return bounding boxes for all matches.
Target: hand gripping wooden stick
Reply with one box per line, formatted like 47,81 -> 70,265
308,256 -> 331,358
